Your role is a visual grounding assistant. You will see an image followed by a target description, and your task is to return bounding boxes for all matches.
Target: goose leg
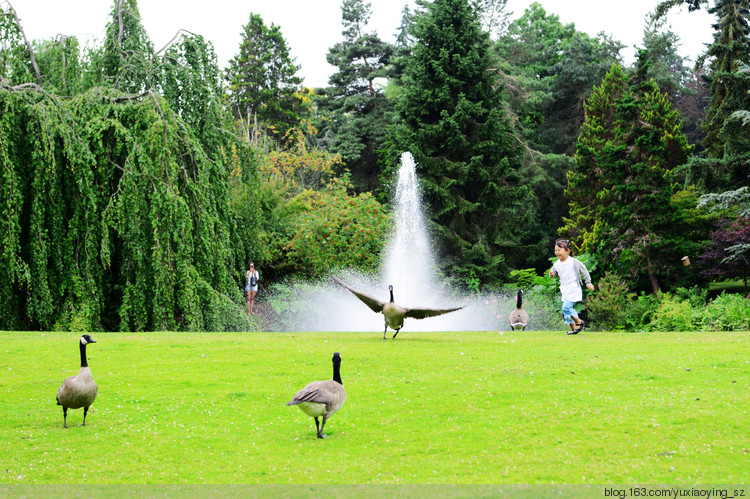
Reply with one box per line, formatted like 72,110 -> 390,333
317,416 -> 328,439
392,327 -> 401,339
314,417 -> 320,435
62,407 -> 68,428
383,324 -> 388,340
82,406 -> 89,426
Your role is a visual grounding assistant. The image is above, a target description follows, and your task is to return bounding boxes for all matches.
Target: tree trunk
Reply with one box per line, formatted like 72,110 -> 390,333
646,252 -> 661,298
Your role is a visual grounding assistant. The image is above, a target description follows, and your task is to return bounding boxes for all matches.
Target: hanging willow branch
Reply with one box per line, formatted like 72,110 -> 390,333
4,1 -> 42,86
154,29 -> 198,55
0,85 -> 256,332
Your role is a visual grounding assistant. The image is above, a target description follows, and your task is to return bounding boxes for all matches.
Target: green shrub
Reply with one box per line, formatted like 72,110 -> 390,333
586,273 -> 635,331
701,293 -> 750,331
510,268 -> 537,289
623,292 -> 660,331
285,184 -> 390,277
649,293 -> 698,331
673,286 -> 708,308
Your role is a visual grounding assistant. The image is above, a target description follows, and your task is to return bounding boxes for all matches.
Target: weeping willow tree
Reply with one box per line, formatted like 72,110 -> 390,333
0,85 -> 259,331
0,1 -> 261,331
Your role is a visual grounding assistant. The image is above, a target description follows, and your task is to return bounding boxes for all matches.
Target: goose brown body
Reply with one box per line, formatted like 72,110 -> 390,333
287,352 -> 346,438
508,289 -> 529,331
56,335 -> 98,427
333,276 -> 463,339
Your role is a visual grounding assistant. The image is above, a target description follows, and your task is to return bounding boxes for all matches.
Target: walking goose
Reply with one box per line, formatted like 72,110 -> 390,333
56,334 -> 98,428
287,352 -> 346,439
333,276 -> 463,339
508,289 -> 530,331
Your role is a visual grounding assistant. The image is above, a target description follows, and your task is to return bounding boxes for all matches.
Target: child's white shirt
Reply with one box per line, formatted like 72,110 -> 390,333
554,257 -> 582,302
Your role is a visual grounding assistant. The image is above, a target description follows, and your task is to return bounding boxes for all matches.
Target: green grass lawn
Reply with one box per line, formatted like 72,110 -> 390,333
0,330 -> 747,485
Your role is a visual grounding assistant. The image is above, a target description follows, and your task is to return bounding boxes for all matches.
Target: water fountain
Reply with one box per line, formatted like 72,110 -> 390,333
270,152 -> 516,332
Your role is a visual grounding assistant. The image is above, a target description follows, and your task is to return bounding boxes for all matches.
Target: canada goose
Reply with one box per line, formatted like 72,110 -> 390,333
508,289 -> 529,331
333,276 -> 463,339
56,334 -> 98,428
287,352 -> 346,439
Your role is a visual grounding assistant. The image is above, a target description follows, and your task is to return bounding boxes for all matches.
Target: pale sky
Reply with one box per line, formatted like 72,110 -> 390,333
11,0 -> 715,88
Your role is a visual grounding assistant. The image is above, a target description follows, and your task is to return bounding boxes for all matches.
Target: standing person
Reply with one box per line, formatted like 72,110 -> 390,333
245,262 -> 259,315
549,239 -> 595,335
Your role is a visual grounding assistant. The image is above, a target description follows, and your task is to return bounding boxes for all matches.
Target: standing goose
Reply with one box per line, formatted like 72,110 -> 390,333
56,334 -> 98,428
508,289 -> 529,331
333,276 -> 463,339
287,352 -> 346,439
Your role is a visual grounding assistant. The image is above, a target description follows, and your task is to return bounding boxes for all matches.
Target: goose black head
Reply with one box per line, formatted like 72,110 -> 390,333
80,334 -> 96,345
332,352 -> 341,363
388,285 -> 394,302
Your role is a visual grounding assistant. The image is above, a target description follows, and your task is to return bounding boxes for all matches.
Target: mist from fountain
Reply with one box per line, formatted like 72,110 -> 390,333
270,152 -> 521,332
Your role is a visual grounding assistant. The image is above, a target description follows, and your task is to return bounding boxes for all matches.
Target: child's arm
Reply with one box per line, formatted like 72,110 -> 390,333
576,260 -> 594,290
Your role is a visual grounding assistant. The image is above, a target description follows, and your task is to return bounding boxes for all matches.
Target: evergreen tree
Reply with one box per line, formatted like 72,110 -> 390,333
563,63 -> 627,250
225,13 -> 303,140
317,0 -> 396,192
701,0 -> 750,158
490,4 -> 622,269
567,61 -> 695,295
385,0 -> 535,284
639,17 -> 694,103
658,0 -> 750,191
472,0 -> 510,40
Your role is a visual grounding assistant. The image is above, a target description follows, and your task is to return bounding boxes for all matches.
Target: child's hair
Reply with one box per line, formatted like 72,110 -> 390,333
555,238 -> 572,252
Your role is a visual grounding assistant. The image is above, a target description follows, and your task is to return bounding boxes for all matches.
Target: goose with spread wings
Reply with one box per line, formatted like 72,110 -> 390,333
333,276 -> 463,339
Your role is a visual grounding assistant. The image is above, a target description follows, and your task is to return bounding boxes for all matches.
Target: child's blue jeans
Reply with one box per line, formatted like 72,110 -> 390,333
562,300 -> 579,324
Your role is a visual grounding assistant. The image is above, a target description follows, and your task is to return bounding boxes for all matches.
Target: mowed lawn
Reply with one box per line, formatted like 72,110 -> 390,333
0,330 -> 747,484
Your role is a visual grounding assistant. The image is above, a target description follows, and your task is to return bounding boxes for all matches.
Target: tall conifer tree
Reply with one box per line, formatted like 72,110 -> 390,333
386,0 -> 534,283
567,59 -> 694,295
318,0 -> 395,192
563,63 -> 627,250
226,13 -> 303,140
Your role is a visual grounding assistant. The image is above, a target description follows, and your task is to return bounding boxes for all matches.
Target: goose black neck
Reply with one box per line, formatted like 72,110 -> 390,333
79,341 -> 88,368
333,362 -> 343,385
517,291 -> 523,308
389,289 -> 394,303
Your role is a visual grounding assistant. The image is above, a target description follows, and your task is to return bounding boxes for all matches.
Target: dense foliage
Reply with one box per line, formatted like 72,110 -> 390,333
384,0 -> 538,283
316,0 -> 396,193
225,13 -> 304,139
285,182 -> 390,276
0,86 -> 255,331
1,0 -> 748,331
566,59 -> 700,295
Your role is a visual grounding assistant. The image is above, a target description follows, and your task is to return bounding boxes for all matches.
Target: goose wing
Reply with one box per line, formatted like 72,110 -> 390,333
287,381 -> 335,406
332,276 -> 386,313
403,305 -> 463,320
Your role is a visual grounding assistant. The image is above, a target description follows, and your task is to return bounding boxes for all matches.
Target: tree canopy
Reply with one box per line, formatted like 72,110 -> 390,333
385,0 -> 537,283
